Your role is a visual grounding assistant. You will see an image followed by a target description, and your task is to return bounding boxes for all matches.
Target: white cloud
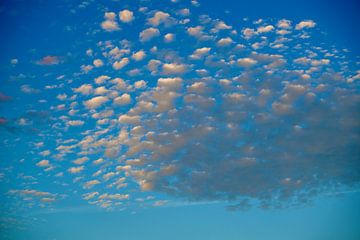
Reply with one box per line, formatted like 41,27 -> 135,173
164,33 -> 175,43
83,180 -> 101,189
139,27 -> 160,42
73,157 -> 89,165
101,20 -> 120,32
67,120 -> 85,127
131,50 -> 146,61
158,77 -> 183,90
237,58 -> 257,67
148,11 -> 172,26
114,93 -> 132,105
134,80 -> 147,89
162,63 -> 187,75
216,37 -> 233,47
68,166 -> 84,174
277,19 -> 291,29
113,58 -> 129,70
36,160 -> 50,167
118,114 -> 141,124
190,47 -> 211,59
295,20 -> 316,30
74,84 -> 93,95
119,10 -> 134,23
93,59 -> 104,67
94,75 -> 110,84
257,25 -> 274,33
84,96 -> 109,109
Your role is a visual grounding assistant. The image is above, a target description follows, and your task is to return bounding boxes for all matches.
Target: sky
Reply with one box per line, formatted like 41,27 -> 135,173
0,0 -> 360,239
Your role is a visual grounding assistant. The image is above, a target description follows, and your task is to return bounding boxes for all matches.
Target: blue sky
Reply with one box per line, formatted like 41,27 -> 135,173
1,0 -> 360,239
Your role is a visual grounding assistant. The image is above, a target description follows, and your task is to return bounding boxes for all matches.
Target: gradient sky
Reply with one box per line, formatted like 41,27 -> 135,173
1,0 -> 360,239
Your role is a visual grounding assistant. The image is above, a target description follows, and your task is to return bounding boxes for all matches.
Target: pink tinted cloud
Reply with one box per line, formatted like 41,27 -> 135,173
0,117 -> 7,125
36,55 -> 61,65
0,93 -> 11,102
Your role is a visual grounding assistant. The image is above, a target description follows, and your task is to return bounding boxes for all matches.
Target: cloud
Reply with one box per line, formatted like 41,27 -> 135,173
101,12 -> 120,31
113,93 -> 132,105
139,27 -> 160,42
68,166 -> 84,174
148,11 -> 172,26
257,25 -> 274,33
74,84 -> 93,95
21,85 -> 40,94
67,120 -> 85,127
164,33 -> 175,43
113,58 -> 130,70
216,37 -> 233,47
0,93 -> 12,102
93,59 -> 104,67
295,20 -> 316,30
83,180 -> 101,189
190,47 -> 211,59
237,58 -> 257,67
132,50 -> 146,61
9,1 -> 359,213
162,63 -> 187,75
36,56 -> 60,65
84,96 -> 109,109
36,160 -> 50,167
119,10 -> 134,23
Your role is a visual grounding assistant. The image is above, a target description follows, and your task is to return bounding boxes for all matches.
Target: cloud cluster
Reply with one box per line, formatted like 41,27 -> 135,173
4,0 -> 359,212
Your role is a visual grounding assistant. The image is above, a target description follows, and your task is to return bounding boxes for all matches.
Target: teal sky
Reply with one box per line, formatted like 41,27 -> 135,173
1,0 -> 360,239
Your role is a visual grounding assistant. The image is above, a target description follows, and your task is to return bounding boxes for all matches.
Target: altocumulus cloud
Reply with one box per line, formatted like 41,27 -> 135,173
4,0 -> 360,211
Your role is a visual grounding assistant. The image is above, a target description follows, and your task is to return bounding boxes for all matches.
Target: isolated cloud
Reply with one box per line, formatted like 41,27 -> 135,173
36,56 -> 60,65
119,10 -> 134,23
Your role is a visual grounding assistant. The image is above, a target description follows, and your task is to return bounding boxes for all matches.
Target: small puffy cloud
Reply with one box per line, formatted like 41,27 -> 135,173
94,86 -> 109,95
148,11 -> 172,26
36,160 -> 50,167
164,33 -> 175,43
295,20 -> 316,30
118,114 -> 140,124
74,84 -> 93,95
119,10 -> 134,23
242,28 -> 257,39
257,25 -> 274,33
83,180 -> 101,189
113,58 -> 130,70
158,77 -> 183,90
11,58 -> 18,65
36,56 -> 60,65
162,63 -> 187,75
94,75 -> 110,84
237,58 -> 257,67
73,157 -> 89,165
132,50 -> 146,61
68,166 -> 84,174
83,192 -> 99,200
277,19 -> 291,29
101,12 -> 120,31
187,26 -> 202,36
190,47 -> 211,60
139,27 -> 160,42
134,80 -> 147,89
84,96 -> 109,109
67,120 -> 85,127
93,59 -> 104,67
114,93 -> 132,105
104,12 -> 116,20
216,37 -> 233,47
21,85 -> 40,94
